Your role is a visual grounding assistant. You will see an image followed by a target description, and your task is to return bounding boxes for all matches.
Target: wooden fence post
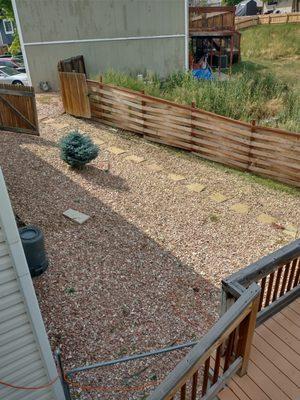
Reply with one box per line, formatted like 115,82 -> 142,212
191,101 -> 196,152
247,119 -> 256,171
98,75 -> 103,120
237,295 -> 260,376
141,90 -> 146,137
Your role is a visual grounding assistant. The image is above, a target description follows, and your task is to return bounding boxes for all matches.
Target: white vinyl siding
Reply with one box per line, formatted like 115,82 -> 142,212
0,169 -> 65,400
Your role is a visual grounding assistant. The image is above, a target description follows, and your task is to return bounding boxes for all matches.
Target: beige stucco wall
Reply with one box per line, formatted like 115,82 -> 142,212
15,0 -> 186,90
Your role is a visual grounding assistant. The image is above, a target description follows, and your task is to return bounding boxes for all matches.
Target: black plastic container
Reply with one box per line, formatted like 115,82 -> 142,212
19,225 -> 49,277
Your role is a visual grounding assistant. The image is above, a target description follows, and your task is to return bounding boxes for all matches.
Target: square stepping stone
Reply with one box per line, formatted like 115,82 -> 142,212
257,213 -> 277,224
210,193 -> 228,203
230,203 -> 249,214
63,209 -> 90,224
283,224 -> 298,238
146,163 -> 163,173
94,139 -> 106,146
108,146 -> 127,155
125,155 -> 145,164
168,173 -> 186,182
51,122 -> 69,129
44,118 -> 56,124
186,183 -> 206,193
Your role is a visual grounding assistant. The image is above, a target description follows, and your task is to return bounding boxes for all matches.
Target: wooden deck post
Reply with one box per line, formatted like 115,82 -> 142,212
237,295 -> 260,376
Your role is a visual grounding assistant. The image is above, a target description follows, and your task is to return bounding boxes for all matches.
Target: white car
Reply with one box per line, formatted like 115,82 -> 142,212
0,66 -> 29,85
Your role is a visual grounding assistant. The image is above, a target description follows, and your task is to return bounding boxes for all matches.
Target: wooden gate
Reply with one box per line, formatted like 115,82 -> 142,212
59,71 -> 91,118
57,55 -> 86,74
0,83 -> 39,135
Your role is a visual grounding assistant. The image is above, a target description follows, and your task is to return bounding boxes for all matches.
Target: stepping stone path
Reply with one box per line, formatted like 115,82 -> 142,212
51,122 -> 69,129
146,164 -> 163,172
125,155 -> 145,163
168,173 -> 186,182
63,209 -> 90,224
283,224 -> 298,238
107,147 -> 127,155
94,139 -> 106,146
186,183 -> 206,193
210,193 -> 228,203
257,213 -> 277,224
230,203 -> 249,214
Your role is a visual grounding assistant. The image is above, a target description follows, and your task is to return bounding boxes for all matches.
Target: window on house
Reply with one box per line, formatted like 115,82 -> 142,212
3,20 -> 14,35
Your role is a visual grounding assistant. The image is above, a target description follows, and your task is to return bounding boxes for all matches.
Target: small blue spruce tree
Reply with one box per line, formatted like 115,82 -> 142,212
59,131 -> 99,168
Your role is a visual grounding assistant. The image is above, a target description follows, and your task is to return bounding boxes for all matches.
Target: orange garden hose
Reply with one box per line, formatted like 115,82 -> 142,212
63,373 -> 159,393
0,289 -> 198,394
0,375 -> 59,390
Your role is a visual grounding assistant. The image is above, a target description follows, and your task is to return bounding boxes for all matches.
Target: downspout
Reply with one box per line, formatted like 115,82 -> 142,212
184,0 -> 189,70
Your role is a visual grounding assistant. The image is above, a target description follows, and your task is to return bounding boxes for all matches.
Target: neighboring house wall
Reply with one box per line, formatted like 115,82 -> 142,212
0,169 -> 65,400
14,0 -> 186,91
0,19 -> 14,45
263,0 -> 294,12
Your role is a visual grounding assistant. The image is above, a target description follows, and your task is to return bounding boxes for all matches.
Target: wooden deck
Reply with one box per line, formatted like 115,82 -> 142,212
218,298 -> 300,400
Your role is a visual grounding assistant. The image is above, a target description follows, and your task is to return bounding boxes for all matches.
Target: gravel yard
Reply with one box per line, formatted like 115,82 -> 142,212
0,93 -> 299,399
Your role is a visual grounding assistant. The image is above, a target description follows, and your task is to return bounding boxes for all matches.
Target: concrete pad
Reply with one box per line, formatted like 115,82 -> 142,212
257,213 -> 277,224
125,155 -> 145,164
107,147 -> 127,155
210,193 -> 228,203
230,203 -> 249,214
146,164 -> 163,173
186,183 -> 206,193
63,209 -> 90,224
168,173 -> 186,182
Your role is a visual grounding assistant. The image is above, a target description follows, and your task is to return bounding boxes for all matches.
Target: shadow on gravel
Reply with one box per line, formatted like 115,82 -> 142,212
0,130 -> 220,400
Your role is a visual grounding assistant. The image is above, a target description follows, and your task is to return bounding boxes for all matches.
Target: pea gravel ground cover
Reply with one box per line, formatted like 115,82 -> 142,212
0,94 -> 299,399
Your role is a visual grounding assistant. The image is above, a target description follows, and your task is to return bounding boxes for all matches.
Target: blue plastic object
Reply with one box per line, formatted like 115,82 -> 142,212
192,67 -> 213,81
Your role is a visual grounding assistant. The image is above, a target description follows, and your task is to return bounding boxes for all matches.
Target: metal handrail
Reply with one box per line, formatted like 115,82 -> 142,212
65,340 -> 198,376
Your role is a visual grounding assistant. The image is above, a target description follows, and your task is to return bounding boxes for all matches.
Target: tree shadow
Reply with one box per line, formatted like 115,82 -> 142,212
0,130 -> 220,400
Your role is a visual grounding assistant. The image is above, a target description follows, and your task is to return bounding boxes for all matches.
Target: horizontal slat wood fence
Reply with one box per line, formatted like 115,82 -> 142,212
235,12 -> 300,30
0,83 -> 39,135
84,78 -> 300,187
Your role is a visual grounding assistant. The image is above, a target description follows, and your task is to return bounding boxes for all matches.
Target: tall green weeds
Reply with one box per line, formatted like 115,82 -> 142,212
102,69 -> 299,132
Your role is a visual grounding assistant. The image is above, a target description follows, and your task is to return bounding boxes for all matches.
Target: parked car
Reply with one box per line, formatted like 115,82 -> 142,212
0,57 -> 25,72
0,66 -> 28,85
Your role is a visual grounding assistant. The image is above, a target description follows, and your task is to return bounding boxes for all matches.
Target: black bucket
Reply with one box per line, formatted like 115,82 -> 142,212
19,225 -> 49,277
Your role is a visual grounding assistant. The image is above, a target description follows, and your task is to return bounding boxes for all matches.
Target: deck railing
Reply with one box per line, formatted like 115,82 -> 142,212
147,284 -> 260,399
222,239 -> 300,325
147,239 -> 300,399
189,6 -> 236,33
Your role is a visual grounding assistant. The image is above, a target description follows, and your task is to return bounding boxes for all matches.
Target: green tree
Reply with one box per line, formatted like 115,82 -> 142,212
0,0 -> 20,54
0,0 -> 14,18
222,0 -> 240,5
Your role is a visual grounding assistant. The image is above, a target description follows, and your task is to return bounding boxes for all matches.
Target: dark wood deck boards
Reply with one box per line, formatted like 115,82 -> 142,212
218,299 -> 300,400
